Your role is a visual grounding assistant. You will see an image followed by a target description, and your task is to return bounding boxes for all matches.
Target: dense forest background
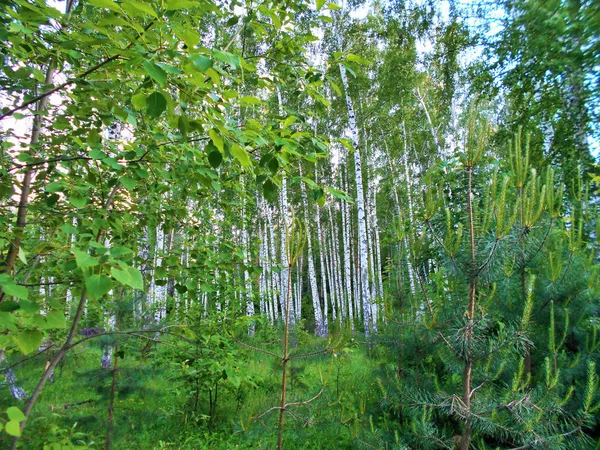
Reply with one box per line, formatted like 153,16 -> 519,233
0,0 -> 599,448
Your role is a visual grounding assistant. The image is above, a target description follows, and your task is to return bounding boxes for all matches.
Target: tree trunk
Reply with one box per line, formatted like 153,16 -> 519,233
339,63 -> 372,335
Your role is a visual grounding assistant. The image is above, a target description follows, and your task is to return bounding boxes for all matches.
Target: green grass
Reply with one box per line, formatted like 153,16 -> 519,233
0,330 -> 385,449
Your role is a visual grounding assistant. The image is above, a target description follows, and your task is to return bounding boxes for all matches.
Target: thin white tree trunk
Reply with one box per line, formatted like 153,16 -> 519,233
277,88 -> 293,324
266,204 -> 280,321
315,169 -> 329,335
300,169 -> 325,336
257,200 -> 270,321
341,169 -> 354,330
416,86 -> 443,156
372,189 -> 384,303
242,189 -> 255,335
339,63 -> 372,335
152,225 -> 167,321
295,256 -> 302,322
328,203 -> 345,324
402,123 -> 417,295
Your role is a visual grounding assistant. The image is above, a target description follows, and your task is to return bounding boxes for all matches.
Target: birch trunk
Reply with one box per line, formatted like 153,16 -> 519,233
242,190 -> 255,335
277,88 -> 293,324
328,203 -> 345,324
266,206 -> 280,321
339,63 -> 372,335
300,170 -> 326,336
314,170 -> 329,335
340,169 -> 354,330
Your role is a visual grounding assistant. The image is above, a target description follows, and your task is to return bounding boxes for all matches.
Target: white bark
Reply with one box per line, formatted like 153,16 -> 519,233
372,190 -> 384,304
266,206 -> 280,321
152,225 -> 167,321
300,169 -> 326,336
277,88 -> 293,324
314,169 -> 329,335
328,203 -> 345,324
324,227 -> 336,323
257,199 -> 270,321
402,123 -> 417,295
339,63 -> 373,335
341,168 -> 354,330
416,86 -> 443,157
0,351 -> 27,400
242,190 -> 255,335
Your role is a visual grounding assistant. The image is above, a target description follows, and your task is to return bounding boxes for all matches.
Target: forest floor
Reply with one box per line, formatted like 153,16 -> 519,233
1,326 -> 392,449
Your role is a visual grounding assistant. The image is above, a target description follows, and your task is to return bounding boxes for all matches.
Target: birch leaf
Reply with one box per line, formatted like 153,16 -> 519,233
231,144 -> 251,167
18,248 -> 27,265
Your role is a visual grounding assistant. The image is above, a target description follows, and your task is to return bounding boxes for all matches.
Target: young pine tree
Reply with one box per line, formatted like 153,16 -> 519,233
375,117 -> 599,449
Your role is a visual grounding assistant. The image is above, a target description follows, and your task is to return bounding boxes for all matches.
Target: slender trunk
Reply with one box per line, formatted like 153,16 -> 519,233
258,200 -> 269,320
372,189 -> 384,308
402,124 -> 417,295
416,86 -> 443,157
277,260 -> 293,450
315,171 -> 329,335
341,169 -> 354,330
10,182 -> 120,448
276,88 -> 293,324
242,187 -> 255,335
300,168 -> 325,336
328,203 -> 345,324
325,227 -> 337,324
104,309 -> 120,450
339,63 -> 372,335
460,166 -> 477,450
266,207 -> 280,321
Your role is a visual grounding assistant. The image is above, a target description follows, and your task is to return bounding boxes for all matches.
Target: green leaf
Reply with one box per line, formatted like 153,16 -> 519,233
146,92 -> 167,118
327,187 -> 354,203
60,224 -> 78,235
69,194 -> 87,208
0,301 -> 20,312
1,282 -> 28,300
208,129 -> 224,152
120,176 -> 136,191
131,93 -> 146,110
262,179 -> 278,202
182,30 -> 200,48
15,330 -> 43,355
111,265 -> 144,290
90,149 -> 105,159
231,144 -> 251,167
126,0 -> 157,17
283,115 -> 297,128
177,115 -> 190,136
190,54 -> 212,72
44,310 -> 67,329
143,61 -> 168,87
346,53 -> 372,65
213,50 -> 240,69
239,95 -> 262,105
17,248 -> 27,265
72,249 -> 99,268
7,407 -> 25,422
208,150 -> 223,168
316,0 -> 326,11
165,0 -> 197,10
88,0 -> 122,13
45,182 -> 64,193
5,420 -> 20,437
110,246 -> 134,257
85,274 -> 113,300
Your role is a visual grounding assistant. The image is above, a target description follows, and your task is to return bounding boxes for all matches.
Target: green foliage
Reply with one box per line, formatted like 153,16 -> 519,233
374,124 -> 600,449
